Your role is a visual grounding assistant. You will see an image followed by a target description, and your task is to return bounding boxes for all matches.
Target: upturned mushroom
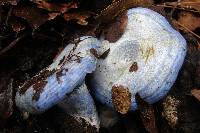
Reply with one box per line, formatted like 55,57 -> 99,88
15,36 -> 101,113
15,7 -> 187,129
90,7 -> 187,114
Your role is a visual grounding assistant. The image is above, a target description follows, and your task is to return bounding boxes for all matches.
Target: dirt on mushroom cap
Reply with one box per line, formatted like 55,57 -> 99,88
111,85 -> 131,114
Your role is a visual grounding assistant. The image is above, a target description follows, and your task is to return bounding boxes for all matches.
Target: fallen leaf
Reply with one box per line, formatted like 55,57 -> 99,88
96,0 -> 153,22
48,12 -> 60,20
0,0 -> 18,5
191,89 -> 200,101
172,20 -> 200,40
197,44 -> 200,50
32,0 -> 78,13
99,48 -> 110,59
135,93 -> 158,133
12,6 -> 51,29
104,11 -> 128,42
64,12 -> 92,25
178,11 -> 200,31
90,48 -> 99,58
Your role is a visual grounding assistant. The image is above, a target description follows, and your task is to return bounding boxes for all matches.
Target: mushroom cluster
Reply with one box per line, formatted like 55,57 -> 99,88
15,7 -> 186,130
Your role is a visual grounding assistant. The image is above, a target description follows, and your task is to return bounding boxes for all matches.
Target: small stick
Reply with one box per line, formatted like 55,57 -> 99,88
5,6 -> 13,26
0,34 -> 26,56
173,20 -> 200,40
155,4 -> 200,14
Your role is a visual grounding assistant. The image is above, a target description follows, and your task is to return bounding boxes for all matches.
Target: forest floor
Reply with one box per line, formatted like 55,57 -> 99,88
0,0 -> 200,133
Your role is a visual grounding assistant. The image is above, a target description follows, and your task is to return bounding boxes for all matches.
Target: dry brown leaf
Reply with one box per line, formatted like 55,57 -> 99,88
48,12 -> 60,20
96,0 -> 153,22
172,20 -> 200,40
12,6 -> 51,29
0,0 -> 18,5
32,0 -> 78,13
104,11 -> 128,42
178,11 -> 200,31
30,0 -> 78,21
135,93 -> 158,133
197,44 -> 200,50
64,12 -> 92,25
191,89 -> 200,101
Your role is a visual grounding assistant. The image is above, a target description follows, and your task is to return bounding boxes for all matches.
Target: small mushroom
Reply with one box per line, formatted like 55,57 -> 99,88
90,7 -> 187,114
15,36 -> 101,113
58,82 -> 100,131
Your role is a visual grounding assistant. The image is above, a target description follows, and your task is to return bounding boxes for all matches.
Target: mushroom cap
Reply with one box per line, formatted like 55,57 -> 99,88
15,36 -> 100,113
90,7 -> 186,113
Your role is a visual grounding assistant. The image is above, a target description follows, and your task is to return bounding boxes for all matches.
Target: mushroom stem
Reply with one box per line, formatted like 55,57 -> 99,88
58,82 -> 100,131
98,105 -> 119,128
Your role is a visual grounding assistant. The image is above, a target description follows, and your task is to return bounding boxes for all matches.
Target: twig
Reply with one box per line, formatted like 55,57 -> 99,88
0,6 -> 2,24
5,6 -> 13,26
173,20 -> 200,40
155,4 -> 200,14
168,0 -> 180,19
0,34 -> 26,56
